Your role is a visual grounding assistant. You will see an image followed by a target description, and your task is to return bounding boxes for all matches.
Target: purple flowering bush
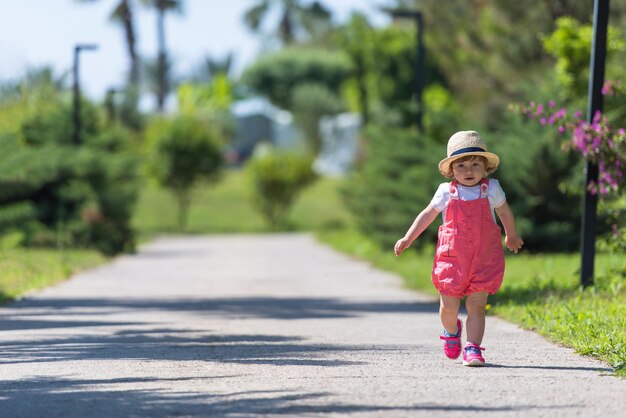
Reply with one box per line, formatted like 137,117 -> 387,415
515,80 -> 625,196
512,80 -> 626,251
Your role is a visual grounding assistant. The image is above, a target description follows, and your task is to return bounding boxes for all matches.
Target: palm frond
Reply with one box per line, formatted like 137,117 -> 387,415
243,0 -> 270,32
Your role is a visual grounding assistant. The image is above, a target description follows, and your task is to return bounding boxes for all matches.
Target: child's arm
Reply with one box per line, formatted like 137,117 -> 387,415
394,204 -> 439,256
495,201 -> 524,253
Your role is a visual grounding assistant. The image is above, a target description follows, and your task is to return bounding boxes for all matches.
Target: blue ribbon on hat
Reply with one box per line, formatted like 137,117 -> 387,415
450,147 -> 486,157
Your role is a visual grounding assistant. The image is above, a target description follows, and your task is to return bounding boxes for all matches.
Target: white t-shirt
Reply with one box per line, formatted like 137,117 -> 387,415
430,179 -> 506,222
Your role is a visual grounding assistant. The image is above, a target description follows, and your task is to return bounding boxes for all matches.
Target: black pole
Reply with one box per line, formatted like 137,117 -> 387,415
415,12 -> 424,132
72,46 -> 81,144
580,0 -> 609,287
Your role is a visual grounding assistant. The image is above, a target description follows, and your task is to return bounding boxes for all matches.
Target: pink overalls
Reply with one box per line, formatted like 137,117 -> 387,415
432,178 -> 505,297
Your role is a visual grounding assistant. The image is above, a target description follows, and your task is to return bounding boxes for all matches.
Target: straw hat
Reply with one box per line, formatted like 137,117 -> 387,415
438,131 -> 500,178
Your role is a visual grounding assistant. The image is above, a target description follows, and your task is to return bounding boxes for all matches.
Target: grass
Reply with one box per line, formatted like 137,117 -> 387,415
132,169 -> 354,238
318,227 -> 626,376
0,248 -> 105,304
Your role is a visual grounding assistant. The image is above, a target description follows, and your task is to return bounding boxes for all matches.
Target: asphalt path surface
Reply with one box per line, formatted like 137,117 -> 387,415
1,234 -> 624,417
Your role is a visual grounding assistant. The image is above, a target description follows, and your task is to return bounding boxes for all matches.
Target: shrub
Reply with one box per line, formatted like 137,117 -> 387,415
145,115 -> 223,229
246,151 -> 317,229
0,101 -> 140,255
344,126 -> 444,250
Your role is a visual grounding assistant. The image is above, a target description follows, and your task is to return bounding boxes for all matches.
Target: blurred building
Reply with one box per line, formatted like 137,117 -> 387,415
231,98 -> 361,175
314,113 -> 362,176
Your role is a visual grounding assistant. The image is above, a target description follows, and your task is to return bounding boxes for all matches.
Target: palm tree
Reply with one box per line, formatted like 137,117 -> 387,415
140,0 -> 183,112
78,0 -> 141,127
78,0 -> 139,88
190,52 -> 234,83
243,0 -> 332,46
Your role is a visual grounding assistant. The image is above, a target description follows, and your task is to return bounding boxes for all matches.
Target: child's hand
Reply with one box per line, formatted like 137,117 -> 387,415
394,237 -> 411,256
505,235 -> 524,253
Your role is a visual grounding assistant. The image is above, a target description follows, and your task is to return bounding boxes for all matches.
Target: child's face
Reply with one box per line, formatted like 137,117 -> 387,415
452,157 -> 486,187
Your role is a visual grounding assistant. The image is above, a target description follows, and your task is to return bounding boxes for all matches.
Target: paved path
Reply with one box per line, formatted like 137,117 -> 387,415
0,234 -> 624,417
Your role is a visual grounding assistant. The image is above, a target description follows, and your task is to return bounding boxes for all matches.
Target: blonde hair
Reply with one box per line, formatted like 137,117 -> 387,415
442,155 -> 493,179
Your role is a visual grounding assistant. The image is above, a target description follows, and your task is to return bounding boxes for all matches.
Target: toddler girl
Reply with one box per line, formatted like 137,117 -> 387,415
394,130 -> 523,366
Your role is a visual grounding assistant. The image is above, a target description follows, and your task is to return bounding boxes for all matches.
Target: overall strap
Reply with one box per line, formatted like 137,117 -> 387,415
449,181 -> 459,200
479,178 -> 490,199
447,181 -> 459,234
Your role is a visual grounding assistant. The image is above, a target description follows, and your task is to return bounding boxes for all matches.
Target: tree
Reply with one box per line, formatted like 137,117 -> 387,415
140,0 -> 183,112
145,116 -> 223,229
344,126 -> 443,249
78,0 -> 142,127
242,48 -> 351,110
543,16 -> 625,100
243,0 -> 332,46
242,48 -> 350,154
336,13 -> 374,124
397,0 -> 595,126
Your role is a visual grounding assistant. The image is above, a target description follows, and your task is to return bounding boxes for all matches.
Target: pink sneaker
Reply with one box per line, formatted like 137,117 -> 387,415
463,343 -> 486,366
439,318 -> 462,359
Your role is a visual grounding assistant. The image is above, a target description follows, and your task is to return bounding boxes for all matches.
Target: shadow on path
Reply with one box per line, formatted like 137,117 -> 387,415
1,296 -> 428,367
0,375 -> 583,418
6,296 -> 438,320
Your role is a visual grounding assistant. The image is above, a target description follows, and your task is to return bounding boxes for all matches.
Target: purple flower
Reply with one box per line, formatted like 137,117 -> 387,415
593,111 -> 602,123
549,100 -> 555,108
536,104 -> 544,115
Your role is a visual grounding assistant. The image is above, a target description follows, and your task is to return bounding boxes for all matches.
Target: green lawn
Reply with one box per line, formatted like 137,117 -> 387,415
0,248 -> 105,304
132,169 -> 354,238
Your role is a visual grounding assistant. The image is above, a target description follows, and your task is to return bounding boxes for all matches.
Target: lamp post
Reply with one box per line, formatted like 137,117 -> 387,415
580,0 -> 610,287
389,9 -> 425,132
72,43 -> 98,144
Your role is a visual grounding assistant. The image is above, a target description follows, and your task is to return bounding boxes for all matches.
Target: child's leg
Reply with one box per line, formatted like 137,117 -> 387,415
439,294 -> 461,334
465,292 -> 488,344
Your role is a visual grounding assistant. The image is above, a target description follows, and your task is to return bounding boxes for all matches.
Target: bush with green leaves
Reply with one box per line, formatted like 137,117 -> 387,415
144,115 -> 223,230
0,99 -> 140,255
490,113 -> 584,252
246,151 -> 317,229
344,126 -> 444,250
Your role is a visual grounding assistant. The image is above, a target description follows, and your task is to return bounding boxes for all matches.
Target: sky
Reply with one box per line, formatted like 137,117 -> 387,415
0,0 -> 393,101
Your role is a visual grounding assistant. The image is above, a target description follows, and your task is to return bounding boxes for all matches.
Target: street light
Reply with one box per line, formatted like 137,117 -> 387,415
580,0 -> 609,287
73,43 -> 98,144
389,9 -> 425,132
